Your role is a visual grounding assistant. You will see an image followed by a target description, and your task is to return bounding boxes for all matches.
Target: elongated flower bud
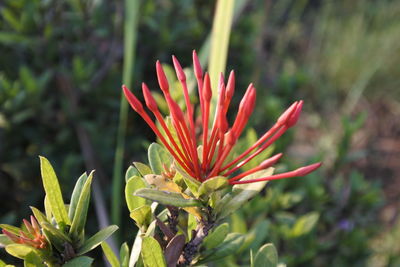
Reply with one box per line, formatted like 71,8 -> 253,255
123,85 -> 144,114
202,73 -> 212,102
156,60 -> 169,93
277,101 -> 298,126
192,50 -> 203,80
286,100 -> 303,128
172,55 -> 186,82
142,83 -> 158,112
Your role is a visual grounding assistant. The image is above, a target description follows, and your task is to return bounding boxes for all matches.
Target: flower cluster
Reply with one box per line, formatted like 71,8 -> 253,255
123,51 -> 321,184
2,216 -> 47,249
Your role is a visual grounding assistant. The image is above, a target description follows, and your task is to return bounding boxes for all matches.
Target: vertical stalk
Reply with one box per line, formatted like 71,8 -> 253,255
112,0 -> 140,230
208,0 -> 235,97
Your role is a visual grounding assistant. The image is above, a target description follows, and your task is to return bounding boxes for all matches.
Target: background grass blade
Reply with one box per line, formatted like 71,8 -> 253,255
111,0 -> 141,229
208,0 -> 235,94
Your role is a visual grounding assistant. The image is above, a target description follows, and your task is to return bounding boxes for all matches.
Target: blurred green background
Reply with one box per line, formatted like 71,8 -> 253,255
1,0 -> 399,266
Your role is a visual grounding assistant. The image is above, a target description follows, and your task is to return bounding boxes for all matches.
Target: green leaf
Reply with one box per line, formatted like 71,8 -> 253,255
30,207 -> 49,225
148,143 -> 172,175
216,168 -> 273,219
199,233 -> 245,263
141,236 -> 167,267
175,169 -> 201,197
120,242 -> 130,267
130,205 -> 152,227
68,172 -> 88,221
0,234 -> 13,246
0,224 -> 20,235
133,162 -> 152,176
125,176 -> 147,212
126,165 -> 141,182
78,225 -> 118,255
39,156 -> 70,227
44,195 -> 52,220
254,243 -> 278,267
101,241 -> 120,267
5,244 -> 35,259
62,256 -> 93,267
24,252 -> 45,267
198,176 -> 228,196
134,188 -> 202,207
290,212 -> 319,238
41,222 -> 72,244
69,171 -> 94,237
203,223 -> 229,249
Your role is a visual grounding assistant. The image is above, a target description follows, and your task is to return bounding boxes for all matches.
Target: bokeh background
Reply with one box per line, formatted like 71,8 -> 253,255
1,0 -> 399,266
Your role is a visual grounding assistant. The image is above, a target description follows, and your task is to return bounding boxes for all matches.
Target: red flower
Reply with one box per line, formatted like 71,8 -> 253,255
2,216 -> 47,249
123,51 -> 321,184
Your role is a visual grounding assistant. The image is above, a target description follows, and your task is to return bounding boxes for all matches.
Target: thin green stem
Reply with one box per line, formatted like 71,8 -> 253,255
111,0 -> 140,230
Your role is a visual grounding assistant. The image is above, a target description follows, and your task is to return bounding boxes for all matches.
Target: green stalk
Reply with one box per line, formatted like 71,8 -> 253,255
208,0 -> 235,95
112,0 -> 140,229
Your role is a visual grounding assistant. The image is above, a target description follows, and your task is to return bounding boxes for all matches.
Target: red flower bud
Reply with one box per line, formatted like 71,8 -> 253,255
192,50 -> 203,80
294,162 -> 322,176
202,73 -> 212,102
286,100 -> 303,128
172,55 -> 186,82
142,83 -> 158,112
123,85 -> 144,114
156,60 -> 169,93
277,101 -> 298,126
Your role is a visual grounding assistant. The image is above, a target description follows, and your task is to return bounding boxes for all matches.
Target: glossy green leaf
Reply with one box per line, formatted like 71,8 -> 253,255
125,176 -> 147,212
68,172 -> 88,221
199,233 -> 245,263
217,168 -> 273,219
133,162 -> 152,176
290,212 -> 319,238
130,205 -> 152,227
62,256 -> 93,267
39,156 -> 70,227
5,244 -> 35,259
101,241 -> 120,267
30,207 -> 49,225
141,236 -> 166,267
203,223 -> 229,249
134,188 -> 202,207
254,243 -> 278,267
126,165 -> 141,181
44,195 -> 52,220
120,242 -> 130,267
78,225 -> 118,255
148,143 -> 172,174
198,176 -> 228,196
69,171 -> 94,237
24,252 -> 45,267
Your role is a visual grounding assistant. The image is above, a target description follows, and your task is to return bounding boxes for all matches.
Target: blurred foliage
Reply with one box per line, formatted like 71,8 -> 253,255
1,0 -> 398,265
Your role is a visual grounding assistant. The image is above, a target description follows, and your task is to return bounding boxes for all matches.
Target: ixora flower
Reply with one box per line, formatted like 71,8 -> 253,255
123,51 -> 321,185
2,216 -> 47,249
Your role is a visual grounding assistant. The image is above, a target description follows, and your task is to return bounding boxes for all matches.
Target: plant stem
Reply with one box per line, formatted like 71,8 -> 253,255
111,0 -> 140,230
